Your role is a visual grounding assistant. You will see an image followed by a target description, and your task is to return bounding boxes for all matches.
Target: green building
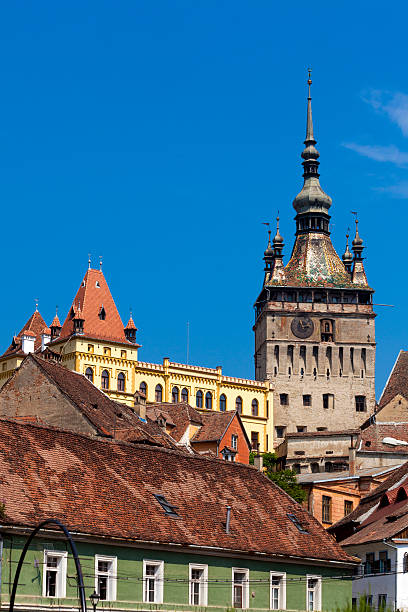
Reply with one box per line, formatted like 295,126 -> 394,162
0,418 -> 357,611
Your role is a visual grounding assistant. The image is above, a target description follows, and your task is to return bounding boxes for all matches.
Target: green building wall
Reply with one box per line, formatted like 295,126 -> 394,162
0,534 -> 352,611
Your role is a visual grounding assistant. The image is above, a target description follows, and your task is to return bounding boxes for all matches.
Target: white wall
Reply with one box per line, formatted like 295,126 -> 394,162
345,542 -> 397,611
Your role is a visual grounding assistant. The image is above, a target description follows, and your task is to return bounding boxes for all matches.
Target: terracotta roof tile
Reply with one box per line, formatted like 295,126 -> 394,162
0,417 -> 356,565
58,269 -> 133,345
1,310 -> 47,357
7,354 -> 179,451
192,411 -> 237,443
360,422 -> 408,453
379,350 -> 408,408
147,402 -> 203,442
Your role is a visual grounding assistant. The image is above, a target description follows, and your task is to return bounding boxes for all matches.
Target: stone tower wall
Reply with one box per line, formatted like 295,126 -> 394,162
254,300 -> 376,444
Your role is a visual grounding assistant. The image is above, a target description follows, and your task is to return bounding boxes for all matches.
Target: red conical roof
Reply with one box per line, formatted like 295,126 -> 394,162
50,314 -> 61,328
58,269 -> 132,344
125,316 -> 137,331
1,309 -> 47,357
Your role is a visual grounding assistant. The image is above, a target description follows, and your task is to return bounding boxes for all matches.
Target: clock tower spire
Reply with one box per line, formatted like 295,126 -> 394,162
253,73 -> 376,460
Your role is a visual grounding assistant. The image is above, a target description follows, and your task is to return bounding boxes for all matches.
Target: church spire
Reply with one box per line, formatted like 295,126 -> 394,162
292,71 -> 332,230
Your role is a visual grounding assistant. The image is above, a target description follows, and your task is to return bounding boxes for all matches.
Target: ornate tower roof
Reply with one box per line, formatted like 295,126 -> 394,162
57,268 -> 138,345
264,73 -> 370,290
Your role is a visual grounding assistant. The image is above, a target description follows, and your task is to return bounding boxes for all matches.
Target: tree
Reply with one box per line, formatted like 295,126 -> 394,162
249,452 -> 306,504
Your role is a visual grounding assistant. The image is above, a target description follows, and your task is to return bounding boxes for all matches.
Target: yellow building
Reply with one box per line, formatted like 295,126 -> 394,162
0,265 -> 274,451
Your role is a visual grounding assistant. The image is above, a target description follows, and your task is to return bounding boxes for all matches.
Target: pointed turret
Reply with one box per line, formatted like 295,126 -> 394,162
124,311 -> 138,344
351,218 -> 368,286
269,216 -> 286,283
342,232 -> 353,274
50,309 -> 62,340
263,229 -> 274,282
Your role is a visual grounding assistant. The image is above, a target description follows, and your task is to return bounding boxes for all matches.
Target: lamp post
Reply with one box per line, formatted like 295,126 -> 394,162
90,590 -> 100,612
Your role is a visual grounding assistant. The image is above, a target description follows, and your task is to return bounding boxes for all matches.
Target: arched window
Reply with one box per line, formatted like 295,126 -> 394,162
85,367 -> 93,382
205,392 -> 212,410
219,394 -> 227,411
236,396 -> 243,414
181,387 -> 188,403
172,386 -> 179,403
311,462 -> 320,473
101,370 -> 109,390
196,390 -> 203,408
155,384 -> 163,402
139,381 -> 147,398
117,372 -> 125,392
251,399 -> 259,416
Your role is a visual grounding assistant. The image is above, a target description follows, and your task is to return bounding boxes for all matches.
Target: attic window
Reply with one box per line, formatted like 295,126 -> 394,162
287,513 -> 308,534
82,280 -> 85,287
99,307 -> 106,320
153,494 -> 179,518
96,281 -> 101,288
365,441 -> 371,447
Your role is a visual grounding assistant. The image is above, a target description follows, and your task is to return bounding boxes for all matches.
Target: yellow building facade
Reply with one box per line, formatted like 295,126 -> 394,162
0,267 -> 274,451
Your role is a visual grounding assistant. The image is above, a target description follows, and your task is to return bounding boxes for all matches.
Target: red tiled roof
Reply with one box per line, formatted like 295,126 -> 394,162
125,316 -> 137,330
50,314 -> 61,328
0,417 -> 356,565
58,269 -> 133,345
1,310 -> 47,358
330,462 -> 408,537
147,402 -> 203,443
1,353 -> 178,451
192,411 -> 238,443
379,351 -> 408,408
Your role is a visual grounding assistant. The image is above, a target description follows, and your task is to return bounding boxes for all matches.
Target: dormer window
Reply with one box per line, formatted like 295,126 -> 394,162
96,281 -> 101,288
99,306 -> 106,320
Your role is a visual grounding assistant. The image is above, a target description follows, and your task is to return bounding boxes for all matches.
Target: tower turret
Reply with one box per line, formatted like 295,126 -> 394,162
342,232 -> 353,274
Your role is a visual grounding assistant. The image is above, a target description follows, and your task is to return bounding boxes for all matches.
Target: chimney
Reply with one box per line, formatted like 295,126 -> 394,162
21,331 -> 35,354
225,506 -> 232,534
253,452 -> 264,472
134,391 -> 146,421
41,328 -> 51,352
349,447 -> 356,476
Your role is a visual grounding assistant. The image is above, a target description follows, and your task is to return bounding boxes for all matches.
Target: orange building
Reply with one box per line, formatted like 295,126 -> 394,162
298,465 -> 402,528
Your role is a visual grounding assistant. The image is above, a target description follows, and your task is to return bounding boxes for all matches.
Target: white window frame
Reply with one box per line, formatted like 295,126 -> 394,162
232,567 -> 249,609
231,434 -> 238,450
189,563 -> 208,606
94,555 -> 117,601
143,560 -> 164,604
42,550 -> 67,598
270,572 -> 286,610
306,575 -> 322,611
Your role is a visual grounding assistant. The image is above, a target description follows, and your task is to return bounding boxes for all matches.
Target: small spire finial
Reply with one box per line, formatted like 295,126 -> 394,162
99,256 -> 103,271
35,298 -> 39,312
88,253 -> 91,269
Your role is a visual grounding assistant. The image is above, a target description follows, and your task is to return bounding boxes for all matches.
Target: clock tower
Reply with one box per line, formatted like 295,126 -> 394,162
254,75 -> 376,445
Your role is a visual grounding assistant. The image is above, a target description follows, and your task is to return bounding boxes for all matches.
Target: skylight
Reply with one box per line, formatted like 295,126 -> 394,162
287,513 -> 308,533
154,494 -> 179,518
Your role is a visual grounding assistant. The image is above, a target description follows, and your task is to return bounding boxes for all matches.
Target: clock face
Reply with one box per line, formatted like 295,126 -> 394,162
291,316 -> 314,339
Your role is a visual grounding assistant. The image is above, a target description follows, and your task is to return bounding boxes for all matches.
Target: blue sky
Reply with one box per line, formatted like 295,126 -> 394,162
0,1 -> 407,397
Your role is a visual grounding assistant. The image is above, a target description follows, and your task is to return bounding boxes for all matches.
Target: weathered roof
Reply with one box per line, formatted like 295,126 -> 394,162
57,268 -> 135,345
298,465 -> 400,485
286,429 -> 360,439
147,402 -> 203,442
1,309 -> 47,358
0,353 -> 178,450
0,418 -> 356,565
379,350 -> 408,408
360,422 -> 408,454
192,411 -> 243,444
330,461 -> 408,537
